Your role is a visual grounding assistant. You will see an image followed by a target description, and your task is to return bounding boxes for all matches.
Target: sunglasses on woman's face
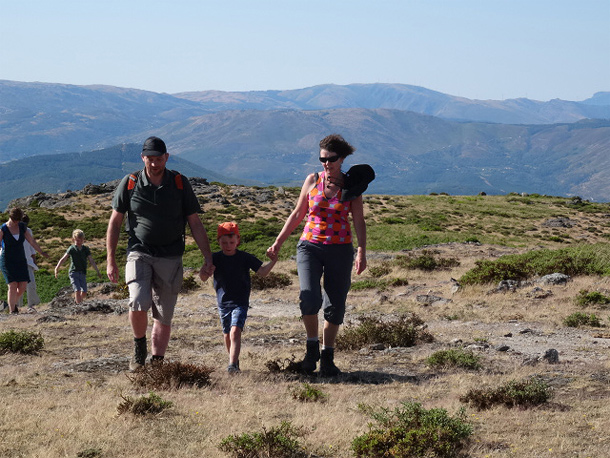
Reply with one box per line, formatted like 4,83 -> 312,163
319,155 -> 340,163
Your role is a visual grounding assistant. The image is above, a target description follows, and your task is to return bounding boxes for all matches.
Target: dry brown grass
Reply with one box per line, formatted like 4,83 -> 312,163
2,190 -> 610,457
1,251 -> 609,457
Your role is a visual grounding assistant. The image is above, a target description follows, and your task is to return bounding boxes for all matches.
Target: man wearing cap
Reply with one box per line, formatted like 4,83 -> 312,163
106,136 -> 215,371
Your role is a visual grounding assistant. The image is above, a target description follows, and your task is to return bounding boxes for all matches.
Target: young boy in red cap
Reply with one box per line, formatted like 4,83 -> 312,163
204,222 -> 277,373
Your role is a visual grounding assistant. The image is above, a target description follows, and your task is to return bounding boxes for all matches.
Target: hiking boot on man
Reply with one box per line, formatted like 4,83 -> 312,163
130,336 -> 147,371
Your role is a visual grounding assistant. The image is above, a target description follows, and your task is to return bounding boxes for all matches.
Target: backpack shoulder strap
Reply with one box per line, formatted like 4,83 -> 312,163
127,170 -> 141,192
167,169 -> 184,190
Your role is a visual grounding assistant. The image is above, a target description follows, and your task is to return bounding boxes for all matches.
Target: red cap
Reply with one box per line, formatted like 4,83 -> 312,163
217,222 -> 240,238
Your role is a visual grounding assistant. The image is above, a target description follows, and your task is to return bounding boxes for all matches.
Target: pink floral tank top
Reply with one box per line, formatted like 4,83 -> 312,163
300,172 -> 352,244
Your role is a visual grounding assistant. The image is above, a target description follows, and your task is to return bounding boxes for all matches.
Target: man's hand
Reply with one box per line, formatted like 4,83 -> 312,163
107,260 -> 120,284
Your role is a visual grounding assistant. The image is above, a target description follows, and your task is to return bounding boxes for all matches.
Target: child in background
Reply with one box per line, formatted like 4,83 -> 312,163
203,222 -> 277,373
55,229 -> 102,304
18,214 -> 41,312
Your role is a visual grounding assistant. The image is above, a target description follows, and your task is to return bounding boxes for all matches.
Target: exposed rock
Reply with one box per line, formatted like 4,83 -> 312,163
490,279 -> 530,293
82,183 -> 115,195
543,348 -> 560,364
538,273 -> 571,285
526,287 -> 553,299
542,217 -> 575,228
415,294 -> 451,306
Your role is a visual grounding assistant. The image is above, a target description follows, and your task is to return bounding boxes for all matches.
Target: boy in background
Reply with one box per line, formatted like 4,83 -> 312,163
55,229 -> 102,304
203,222 -> 277,373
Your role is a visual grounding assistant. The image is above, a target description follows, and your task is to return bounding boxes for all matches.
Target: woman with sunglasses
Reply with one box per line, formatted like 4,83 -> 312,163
267,134 -> 367,376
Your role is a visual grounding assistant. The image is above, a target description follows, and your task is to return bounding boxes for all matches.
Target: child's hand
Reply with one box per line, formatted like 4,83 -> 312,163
199,271 -> 210,282
266,250 -> 278,262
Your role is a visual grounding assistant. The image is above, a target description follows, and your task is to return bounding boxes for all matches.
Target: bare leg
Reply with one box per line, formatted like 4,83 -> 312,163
229,326 -> 242,365
130,310 -> 148,339
7,282 -> 19,312
302,314 -> 319,339
322,321 -> 340,348
151,320 -> 171,357
223,333 -> 231,353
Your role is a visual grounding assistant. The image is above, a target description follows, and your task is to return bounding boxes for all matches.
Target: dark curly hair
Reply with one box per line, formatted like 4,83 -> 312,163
319,134 -> 355,158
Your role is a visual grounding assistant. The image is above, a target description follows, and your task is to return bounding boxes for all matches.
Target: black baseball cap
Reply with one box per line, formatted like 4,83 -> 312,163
142,136 -> 167,156
340,164 -> 376,202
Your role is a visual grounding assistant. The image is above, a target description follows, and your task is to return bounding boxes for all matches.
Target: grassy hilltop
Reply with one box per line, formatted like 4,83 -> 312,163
1,185 -> 610,457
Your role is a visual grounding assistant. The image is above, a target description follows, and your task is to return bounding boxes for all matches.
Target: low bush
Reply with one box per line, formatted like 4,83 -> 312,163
0,330 -> 44,355
218,421 -> 309,458
351,278 -> 408,291
460,243 -> 610,285
116,391 -> 173,416
290,383 -> 327,403
563,312 -> 602,328
265,355 -> 301,374
460,377 -> 552,410
251,272 -> 292,290
426,348 -> 482,370
127,361 -> 214,390
352,402 -> 472,458
368,264 -> 391,278
337,314 -> 433,350
395,251 -> 460,271
77,448 -> 103,458
575,289 -> 610,307
181,274 -> 199,293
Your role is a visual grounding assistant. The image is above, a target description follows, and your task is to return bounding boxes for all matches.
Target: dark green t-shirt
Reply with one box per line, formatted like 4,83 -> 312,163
67,245 -> 91,273
112,169 -> 202,258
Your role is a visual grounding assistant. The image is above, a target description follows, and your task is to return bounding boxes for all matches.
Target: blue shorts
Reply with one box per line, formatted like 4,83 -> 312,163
69,271 -> 87,292
218,304 -> 248,334
296,240 -> 354,325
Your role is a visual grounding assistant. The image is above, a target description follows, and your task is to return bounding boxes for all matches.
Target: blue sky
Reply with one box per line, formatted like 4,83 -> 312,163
1,0 -> 608,101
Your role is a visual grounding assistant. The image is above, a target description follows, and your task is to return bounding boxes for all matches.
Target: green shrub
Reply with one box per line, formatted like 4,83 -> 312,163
368,264 -> 391,278
460,377 -> 552,410
351,279 -> 386,290
460,243 -> 610,285
352,402 -> 472,458
395,251 -> 460,271
575,289 -> 610,307
563,312 -> 602,327
337,314 -> 433,350
426,349 -> 482,370
116,392 -> 173,416
0,330 -> 44,355
181,274 -> 199,293
290,383 -> 327,403
218,421 -> 308,458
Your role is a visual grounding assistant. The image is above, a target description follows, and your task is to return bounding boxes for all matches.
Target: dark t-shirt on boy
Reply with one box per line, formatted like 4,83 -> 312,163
66,245 -> 91,273
212,250 -> 263,308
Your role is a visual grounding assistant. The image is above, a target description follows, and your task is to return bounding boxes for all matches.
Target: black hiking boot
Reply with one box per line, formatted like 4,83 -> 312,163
151,355 -> 165,366
129,336 -> 147,371
319,348 -> 341,377
300,340 -> 320,374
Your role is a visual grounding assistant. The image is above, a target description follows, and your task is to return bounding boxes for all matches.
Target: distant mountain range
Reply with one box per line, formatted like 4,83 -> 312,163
0,143 -> 248,209
0,79 -> 609,208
